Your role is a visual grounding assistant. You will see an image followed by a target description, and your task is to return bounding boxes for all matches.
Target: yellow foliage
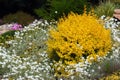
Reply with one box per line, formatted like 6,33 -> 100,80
47,11 -> 112,65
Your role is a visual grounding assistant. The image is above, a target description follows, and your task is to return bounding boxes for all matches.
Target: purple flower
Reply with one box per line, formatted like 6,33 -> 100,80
11,23 -> 22,30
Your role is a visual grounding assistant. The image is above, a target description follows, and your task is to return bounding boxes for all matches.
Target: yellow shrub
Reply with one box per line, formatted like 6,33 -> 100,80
47,11 -> 112,65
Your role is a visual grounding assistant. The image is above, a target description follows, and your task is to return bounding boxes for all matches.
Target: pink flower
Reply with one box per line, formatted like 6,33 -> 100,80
11,23 -> 22,30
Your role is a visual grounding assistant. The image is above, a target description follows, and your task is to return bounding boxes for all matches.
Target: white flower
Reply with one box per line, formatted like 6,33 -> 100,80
70,76 -> 74,80
29,42 -> 32,45
98,66 -> 101,69
44,20 -> 49,25
91,69 -> 95,72
55,11 -> 58,14
76,67 -> 83,72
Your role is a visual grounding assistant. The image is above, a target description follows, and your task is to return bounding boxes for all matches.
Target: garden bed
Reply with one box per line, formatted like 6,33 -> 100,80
0,12 -> 120,80
0,1 -> 120,80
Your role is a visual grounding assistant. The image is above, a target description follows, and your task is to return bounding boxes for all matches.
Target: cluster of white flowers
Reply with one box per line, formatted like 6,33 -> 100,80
28,19 -> 50,29
100,16 -> 120,59
0,20 -> 55,80
0,50 -> 53,80
103,17 -> 120,59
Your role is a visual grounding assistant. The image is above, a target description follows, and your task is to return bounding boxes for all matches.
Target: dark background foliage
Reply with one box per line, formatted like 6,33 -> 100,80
0,0 -> 100,19
34,0 -> 90,21
0,0 -> 46,18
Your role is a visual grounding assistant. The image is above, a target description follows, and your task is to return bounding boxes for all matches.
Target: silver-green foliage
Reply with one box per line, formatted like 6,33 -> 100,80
0,20 -> 55,80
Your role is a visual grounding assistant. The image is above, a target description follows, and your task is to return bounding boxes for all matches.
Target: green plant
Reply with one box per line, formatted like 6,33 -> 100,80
86,57 -> 120,80
0,30 -> 15,47
103,0 -> 120,3
0,20 -> 55,80
94,1 -> 120,18
34,0 -> 90,21
2,11 -> 34,26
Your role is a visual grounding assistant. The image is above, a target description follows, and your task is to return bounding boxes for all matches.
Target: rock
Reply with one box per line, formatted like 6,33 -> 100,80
0,24 -> 12,34
114,9 -> 120,14
113,14 -> 120,20
0,29 -> 9,34
113,9 -> 120,20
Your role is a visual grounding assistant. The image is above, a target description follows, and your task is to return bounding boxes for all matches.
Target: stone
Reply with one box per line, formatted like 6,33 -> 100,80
114,9 -> 120,14
113,9 -> 120,20
113,14 -> 120,20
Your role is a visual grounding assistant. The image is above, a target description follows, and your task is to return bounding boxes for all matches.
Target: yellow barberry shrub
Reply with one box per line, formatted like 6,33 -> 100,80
47,11 -> 112,77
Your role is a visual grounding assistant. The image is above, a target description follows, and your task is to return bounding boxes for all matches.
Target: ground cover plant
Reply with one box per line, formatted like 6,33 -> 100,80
0,8 -> 120,80
0,20 -> 55,80
0,23 -> 23,47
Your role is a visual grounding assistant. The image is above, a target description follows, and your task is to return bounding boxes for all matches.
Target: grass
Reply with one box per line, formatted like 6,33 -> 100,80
94,1 -> 120,18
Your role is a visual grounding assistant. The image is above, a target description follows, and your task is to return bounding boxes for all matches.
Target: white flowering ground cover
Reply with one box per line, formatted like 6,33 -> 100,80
0,17 -> 120,80
0,20 -> 55,80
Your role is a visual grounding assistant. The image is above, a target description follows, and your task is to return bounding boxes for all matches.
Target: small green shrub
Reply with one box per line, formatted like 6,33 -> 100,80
0,30 -> 15,47
1,30 -> 16,37
34,0 -> 90,21
86,58 -> 120,80
2,11 -> 34,26
94,1 -> 120,18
